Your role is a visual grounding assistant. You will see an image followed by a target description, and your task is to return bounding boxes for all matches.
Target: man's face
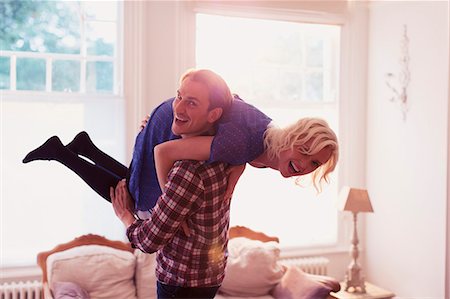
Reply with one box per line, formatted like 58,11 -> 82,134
171,77 -> 218,138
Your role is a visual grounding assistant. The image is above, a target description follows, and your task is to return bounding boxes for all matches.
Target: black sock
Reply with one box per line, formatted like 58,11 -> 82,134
22,136 -> 64,163
66,131 -> 128,177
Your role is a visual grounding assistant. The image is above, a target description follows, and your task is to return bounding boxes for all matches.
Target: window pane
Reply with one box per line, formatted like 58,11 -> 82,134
232,164 -> 338,247
279,71 -> 303,102
306,36 -> 324,67
196,13 -> 340,247
2,100 -> 125,266
17,58 -> 46,91
86,21 -> 116,56
0,1 -> 80,54
86,61 -> 113,93
1,1 -> 123,267
196,13 -> 339,103
231,107 -> 338,247
0,56 -> 10,89
251,68 -> 279,105
52,60 -> 80,92
306,72 -> 323,101
0,0 -> 119,94
82,2 -> 118,22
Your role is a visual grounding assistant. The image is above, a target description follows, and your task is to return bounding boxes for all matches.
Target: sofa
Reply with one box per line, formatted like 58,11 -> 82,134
37,228 -> 339,299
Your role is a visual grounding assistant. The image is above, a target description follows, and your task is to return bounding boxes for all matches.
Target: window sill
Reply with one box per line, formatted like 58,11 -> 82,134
1,90 -> 123,102
280,243 -> 349,259
0,265 -> 42,284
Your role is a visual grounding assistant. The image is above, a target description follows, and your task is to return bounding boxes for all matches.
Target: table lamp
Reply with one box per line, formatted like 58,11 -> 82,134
338,186 -> 374,293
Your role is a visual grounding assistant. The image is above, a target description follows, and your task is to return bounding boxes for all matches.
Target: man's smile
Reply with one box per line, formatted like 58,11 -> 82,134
174,115 -> 189,124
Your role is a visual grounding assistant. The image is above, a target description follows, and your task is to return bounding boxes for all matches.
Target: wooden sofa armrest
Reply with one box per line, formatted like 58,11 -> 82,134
37,234 -> 133,284
42,282 -> 54,299
228,225 -> 279,243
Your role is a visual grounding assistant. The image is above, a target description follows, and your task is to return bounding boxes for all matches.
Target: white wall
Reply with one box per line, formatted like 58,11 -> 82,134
365,1 -> 449,297
447,37 -> 450,299
124,1 -> 192,157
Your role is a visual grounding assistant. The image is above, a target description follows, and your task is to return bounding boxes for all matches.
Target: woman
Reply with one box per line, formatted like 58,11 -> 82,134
23,69 -> 339,214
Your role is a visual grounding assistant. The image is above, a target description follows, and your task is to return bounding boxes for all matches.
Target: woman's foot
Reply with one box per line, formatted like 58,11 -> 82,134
22,136 -> 64,163
66,131 -> 94,156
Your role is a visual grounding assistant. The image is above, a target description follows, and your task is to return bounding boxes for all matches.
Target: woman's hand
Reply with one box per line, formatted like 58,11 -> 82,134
139,114 -> 150,132
225,164 -> 246,200
111,179 -> 135,227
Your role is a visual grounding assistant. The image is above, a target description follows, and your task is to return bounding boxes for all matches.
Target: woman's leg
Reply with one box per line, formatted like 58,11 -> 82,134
23,136 -> 121,202
66,131 -> 128,177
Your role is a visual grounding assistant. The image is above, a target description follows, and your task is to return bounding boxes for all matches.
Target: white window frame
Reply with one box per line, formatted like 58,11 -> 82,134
174,1 -> 367,257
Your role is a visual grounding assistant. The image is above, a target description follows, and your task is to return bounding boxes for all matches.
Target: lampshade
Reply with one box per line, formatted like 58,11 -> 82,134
338,186 -> 374,213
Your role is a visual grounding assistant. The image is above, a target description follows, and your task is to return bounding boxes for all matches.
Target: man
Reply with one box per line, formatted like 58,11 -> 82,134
111,69 -> 234,299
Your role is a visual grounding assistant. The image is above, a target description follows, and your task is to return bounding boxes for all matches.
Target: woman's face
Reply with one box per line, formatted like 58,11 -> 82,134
277,144 -> 333,178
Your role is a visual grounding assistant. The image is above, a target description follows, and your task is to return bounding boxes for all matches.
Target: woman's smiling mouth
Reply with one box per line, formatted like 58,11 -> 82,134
289,161 -> 301,174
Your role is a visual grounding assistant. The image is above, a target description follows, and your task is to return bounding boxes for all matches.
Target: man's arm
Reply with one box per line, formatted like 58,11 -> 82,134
116,162 -> 204,253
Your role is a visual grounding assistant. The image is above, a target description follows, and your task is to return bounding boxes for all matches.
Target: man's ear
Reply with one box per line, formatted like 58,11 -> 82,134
207,107 -> 223,124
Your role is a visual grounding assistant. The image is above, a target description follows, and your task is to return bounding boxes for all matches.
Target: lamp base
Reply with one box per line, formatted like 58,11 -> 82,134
344,267 -> 366,293
344,211 -> 367,293
344,284 -> 367,293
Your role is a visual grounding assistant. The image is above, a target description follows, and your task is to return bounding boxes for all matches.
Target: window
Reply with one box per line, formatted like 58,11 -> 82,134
0,1 -> 119,93
196,13 -> 340,248
1,1 -> 125,266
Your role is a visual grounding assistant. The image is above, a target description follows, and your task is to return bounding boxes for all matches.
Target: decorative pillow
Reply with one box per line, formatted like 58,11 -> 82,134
271,266 -> 332,299
52,281 -> 90,299
219,237 -> 285,296
47,245 -> 137,299
134,250 -> 157,299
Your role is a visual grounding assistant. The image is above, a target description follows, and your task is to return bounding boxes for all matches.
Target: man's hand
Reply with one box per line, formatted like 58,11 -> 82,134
110,179 -> 135,227
225,164 -> 246,200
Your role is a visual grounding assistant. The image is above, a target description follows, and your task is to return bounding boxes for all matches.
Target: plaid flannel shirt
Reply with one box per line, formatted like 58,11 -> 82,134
126,160 -> 230,287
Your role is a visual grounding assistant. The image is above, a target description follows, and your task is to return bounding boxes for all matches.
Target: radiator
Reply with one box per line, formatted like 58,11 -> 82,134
278,256 -> 329,275
0,281 -> 42,299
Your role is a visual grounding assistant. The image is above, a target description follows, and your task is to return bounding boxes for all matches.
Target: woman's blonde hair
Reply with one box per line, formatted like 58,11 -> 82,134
263,117 -> 339,192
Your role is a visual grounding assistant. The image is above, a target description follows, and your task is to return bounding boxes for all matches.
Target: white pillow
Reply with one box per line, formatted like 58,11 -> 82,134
47,245 -> 137,299
134,250 -> 157,299
219,237 -> 285,296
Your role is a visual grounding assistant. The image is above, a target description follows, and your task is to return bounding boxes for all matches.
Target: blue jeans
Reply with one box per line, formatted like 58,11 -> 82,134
157,281 -> 220,299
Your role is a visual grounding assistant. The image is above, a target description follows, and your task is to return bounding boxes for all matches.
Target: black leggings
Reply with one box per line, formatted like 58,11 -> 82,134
23,131 -> 129,202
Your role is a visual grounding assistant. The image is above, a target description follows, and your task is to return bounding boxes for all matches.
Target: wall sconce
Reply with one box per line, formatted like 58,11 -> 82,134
385,24 -> 411,121
338,186 -> 374,293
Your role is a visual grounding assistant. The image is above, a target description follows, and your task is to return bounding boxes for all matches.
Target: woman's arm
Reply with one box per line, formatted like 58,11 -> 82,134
154,136 -> 214,190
